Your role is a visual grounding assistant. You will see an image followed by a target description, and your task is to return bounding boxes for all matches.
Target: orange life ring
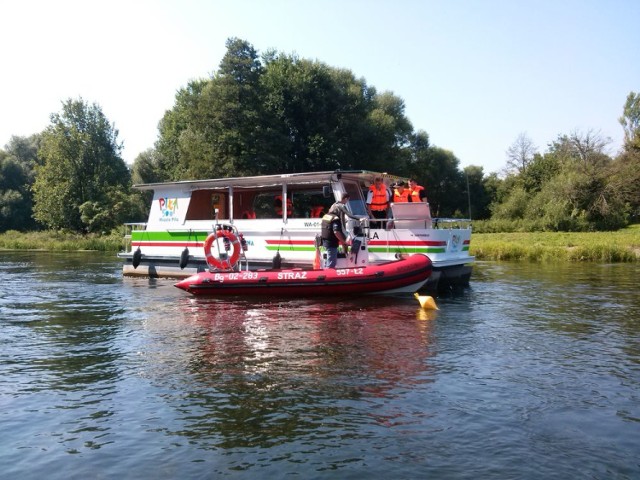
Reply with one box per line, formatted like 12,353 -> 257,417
203,229 -> 241,270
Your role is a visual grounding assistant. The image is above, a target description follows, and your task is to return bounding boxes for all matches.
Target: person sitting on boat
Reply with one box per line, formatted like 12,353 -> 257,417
274,195 -> 293,217
366,177 -> 390,228
321,194 -> 352,268
310,205 -> 325,218
408,179 -> 427,203
392,181 -> 412,203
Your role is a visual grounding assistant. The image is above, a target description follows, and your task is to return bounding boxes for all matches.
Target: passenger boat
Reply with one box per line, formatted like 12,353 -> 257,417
119,170 -> 474,290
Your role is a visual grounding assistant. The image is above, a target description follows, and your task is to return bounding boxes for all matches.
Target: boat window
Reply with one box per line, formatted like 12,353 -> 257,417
252,191 -> 284,218
289,185 -> 335,218
185,190 -> 227,220
343,182 -> 368,216
232,184 -> 335,219
234,191 -> 258,219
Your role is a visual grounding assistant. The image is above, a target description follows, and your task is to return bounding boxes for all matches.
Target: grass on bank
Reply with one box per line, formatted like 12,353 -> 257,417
470,224 -> 640,262
1,225 -> 639,263
0,230 -> 123,252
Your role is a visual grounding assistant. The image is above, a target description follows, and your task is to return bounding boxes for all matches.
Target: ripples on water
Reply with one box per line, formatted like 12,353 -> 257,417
0,252 -> 639,479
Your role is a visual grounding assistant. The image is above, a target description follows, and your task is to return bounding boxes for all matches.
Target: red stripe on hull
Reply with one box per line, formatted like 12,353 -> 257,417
264,239 -> 315,245
368,240 -> 446,246
132,241 -> 204,247
264,239 -> 448,247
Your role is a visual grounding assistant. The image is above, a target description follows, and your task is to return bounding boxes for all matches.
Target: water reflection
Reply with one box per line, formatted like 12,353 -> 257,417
135,295 -> 438,448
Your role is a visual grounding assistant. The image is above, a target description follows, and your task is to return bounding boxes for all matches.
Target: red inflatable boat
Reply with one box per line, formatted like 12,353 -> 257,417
174,254 -> 432,297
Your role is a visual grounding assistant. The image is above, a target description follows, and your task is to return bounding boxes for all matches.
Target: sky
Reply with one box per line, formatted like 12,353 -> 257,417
1,0 -> 639,174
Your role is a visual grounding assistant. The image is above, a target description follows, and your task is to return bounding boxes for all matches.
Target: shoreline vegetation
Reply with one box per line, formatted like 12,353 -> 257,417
0,225 -> 639,263
471,224 -> 640,262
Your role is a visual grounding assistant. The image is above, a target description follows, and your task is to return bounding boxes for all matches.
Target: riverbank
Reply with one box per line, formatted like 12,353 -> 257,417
1,226 -> 639,262
470,224 -> 640,262
0,230 -> 122,252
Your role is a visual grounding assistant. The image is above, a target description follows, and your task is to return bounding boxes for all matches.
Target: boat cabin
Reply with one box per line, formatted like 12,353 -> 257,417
138,170 -> 407,227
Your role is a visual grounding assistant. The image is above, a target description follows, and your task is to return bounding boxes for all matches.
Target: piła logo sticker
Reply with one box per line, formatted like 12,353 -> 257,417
159,198 -> 178,221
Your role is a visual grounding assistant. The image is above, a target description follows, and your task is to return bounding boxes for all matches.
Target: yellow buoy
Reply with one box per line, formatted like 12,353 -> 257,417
414,292 -> 438,310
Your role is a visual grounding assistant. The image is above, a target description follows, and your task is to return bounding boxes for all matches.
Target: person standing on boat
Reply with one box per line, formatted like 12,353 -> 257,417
321,193 -> 353,268
392,181 -> 412,203
408,179 -> 427,202
366,177 -> 390,228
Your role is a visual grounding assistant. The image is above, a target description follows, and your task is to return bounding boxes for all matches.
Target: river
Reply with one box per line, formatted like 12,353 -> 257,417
1,251 -> 638,479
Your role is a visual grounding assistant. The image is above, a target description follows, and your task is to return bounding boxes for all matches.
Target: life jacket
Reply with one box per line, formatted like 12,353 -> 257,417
241,210 -> 256,219
310,205 -> 325,218
275,195 -> 293,216
409,185 -> 425,202
320,213 -> 340,241
393,188 -> 411,203
368,185 -> 388,211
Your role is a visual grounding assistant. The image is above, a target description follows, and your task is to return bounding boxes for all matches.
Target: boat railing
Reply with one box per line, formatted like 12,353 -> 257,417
122,223 -> 147,252
383,217 -> 472,230
432,218 -> 473,229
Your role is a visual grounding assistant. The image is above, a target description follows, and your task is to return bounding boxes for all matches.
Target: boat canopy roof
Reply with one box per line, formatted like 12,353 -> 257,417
133,170 -> 406,191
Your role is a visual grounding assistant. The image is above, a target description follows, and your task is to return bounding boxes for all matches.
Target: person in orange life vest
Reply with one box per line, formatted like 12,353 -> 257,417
408,179 -> 427,203
274,195 -> 293,216
366,177 -> 390,228
392,181 -> 412,203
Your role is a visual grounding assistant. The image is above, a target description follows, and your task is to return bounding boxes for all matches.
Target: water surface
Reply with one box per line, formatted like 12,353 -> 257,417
1,252 -> 638,478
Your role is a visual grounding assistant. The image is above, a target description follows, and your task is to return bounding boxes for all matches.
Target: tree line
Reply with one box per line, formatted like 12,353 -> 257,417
1,38 -> 638,234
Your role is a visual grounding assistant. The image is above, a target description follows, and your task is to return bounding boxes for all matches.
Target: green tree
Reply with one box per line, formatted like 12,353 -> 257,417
0,135 -> 41,231
493,129 -> 626,230
261,54 -> 405,173
619,91 -> 640,150
157,38 -> 266,180
131,148 -> 169,185
33,98 -> 131,232
406,136 -> 464,217
608,92 -> 640,221
156,38 -> 415,180
520,152 -> 561,193
156,79 -> 209,180
464,165 -> 492,219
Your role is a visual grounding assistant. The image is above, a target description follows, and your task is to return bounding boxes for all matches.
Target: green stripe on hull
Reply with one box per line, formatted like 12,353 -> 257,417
368,247 -> 446,254
266,246 -> 316,252
132,231 -> 209,241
